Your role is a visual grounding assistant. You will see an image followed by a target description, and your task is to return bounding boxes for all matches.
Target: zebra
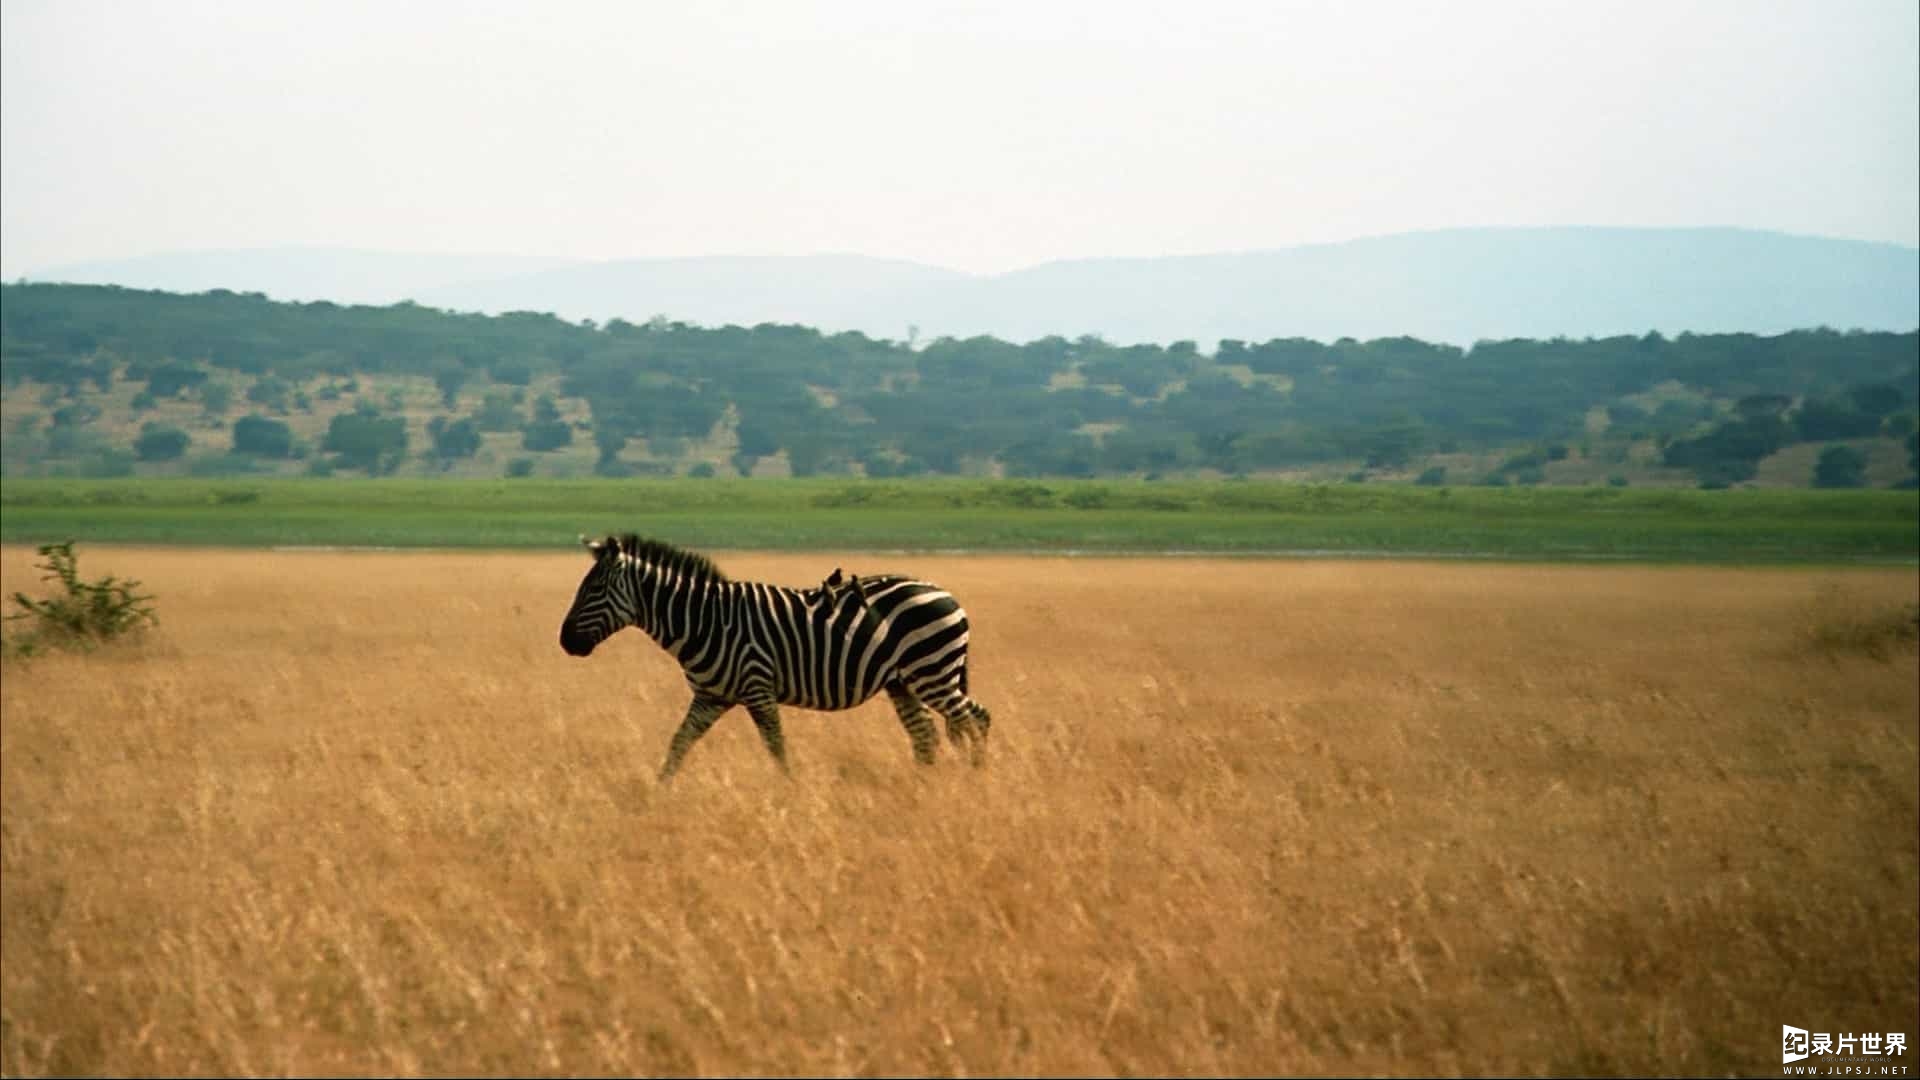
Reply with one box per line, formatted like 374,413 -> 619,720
558,535 -> 992,780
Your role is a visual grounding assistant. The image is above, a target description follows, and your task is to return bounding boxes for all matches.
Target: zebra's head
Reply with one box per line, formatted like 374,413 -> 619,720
559,535 -> 633,657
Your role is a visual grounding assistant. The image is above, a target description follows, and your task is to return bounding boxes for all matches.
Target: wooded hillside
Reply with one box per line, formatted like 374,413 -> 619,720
3,283 -> 1915,488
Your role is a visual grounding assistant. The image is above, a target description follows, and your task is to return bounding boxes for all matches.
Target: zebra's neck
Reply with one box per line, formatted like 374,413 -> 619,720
629,559 -> 727,659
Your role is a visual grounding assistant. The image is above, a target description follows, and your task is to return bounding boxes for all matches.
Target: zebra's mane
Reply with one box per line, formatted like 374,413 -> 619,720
616,534 -> 730,582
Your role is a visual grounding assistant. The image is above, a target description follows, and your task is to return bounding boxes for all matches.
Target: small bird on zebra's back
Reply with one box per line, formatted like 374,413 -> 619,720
813,567 -> 868,610
558,535 -> 992,781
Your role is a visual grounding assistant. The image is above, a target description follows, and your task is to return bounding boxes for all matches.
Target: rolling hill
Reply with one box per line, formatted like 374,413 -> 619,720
26,227 -> 1918,346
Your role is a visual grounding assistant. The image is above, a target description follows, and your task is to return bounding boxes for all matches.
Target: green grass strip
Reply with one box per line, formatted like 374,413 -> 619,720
2,478 -> 1914,563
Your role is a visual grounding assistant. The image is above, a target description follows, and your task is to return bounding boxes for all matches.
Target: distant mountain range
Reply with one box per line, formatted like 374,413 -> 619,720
24,227 -> 1918,346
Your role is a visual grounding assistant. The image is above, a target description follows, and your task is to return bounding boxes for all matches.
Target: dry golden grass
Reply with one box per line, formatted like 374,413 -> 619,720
2,546 -> 1915,1076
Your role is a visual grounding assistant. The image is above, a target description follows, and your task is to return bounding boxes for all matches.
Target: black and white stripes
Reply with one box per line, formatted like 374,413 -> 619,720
559,535 -> 992,779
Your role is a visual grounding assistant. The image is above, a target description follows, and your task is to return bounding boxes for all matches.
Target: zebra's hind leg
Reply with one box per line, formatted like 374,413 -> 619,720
885,683 -> 939,765
914,680 -> 992,767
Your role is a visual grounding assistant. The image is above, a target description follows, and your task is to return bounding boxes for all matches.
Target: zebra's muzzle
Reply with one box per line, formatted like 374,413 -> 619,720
559,626 -> 597,657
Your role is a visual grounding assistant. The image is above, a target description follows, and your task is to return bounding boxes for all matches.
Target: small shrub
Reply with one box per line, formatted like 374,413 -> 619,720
505,457 -> 535,479
4,542 -> 158,655
987,482 -> 1055,508
1063,485 -> 1111,509
1415,466 -> 1447,486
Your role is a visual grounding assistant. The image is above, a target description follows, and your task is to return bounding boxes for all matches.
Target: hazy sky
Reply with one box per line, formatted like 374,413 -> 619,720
3,0 -> 1916,278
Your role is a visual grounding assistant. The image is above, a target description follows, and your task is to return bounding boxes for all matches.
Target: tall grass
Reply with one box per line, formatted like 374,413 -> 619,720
2,547 -> 1914,1075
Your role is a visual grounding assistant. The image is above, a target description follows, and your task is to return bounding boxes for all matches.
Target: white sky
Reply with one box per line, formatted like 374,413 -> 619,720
3,0 -> 1915,278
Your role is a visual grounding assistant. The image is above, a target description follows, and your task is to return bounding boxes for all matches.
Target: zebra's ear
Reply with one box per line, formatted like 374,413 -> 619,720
582,534 -> 607,557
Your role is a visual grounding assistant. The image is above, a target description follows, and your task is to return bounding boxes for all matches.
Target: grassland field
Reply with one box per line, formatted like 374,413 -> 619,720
1,544 -> 1915,1076
2,477 -> 1916,562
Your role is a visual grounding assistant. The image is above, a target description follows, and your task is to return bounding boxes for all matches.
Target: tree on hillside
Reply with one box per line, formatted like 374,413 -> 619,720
1663,415 -> 1793,485
591,417 -> 633,473
1849,382 -> 1909,418
6,282 -> 1920,482
521,394 -> 572,452
1795,396 -> 1881,441
140,362 -> 208,399
433,361 -> 469,408
231,415 -> 294,457
247,374 -> 294,413
474,389 -> 526,432
134,422 -> 191,461
1812,445 -> 1868,489
323,405 -> 408,473
428,416 -> 482,462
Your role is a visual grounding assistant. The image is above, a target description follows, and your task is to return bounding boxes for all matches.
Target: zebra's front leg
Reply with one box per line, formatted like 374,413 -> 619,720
745,698 -> 790,774
659,694 -> 731,783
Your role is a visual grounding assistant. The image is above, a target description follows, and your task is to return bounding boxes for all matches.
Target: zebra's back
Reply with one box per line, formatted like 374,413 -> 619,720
730,574 -> 969,711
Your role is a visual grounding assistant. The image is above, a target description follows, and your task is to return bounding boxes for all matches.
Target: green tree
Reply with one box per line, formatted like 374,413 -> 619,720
1849,382 -> 1907,418
323,407 -> 408,473
522,419 -> 573,452
231,415 -> 294,457
247,374 -> 294,412
592,420 -> 632,469
1795,397 -> 1880,441
433,363 -> 469,408
520,395 -> 572,451
474,390 -> 525,432
428,416 -> 482,460
141,362 -> 208,398
50,402 -> 101,429
1812,445 -> 1868,489
133,422 -> 191,461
